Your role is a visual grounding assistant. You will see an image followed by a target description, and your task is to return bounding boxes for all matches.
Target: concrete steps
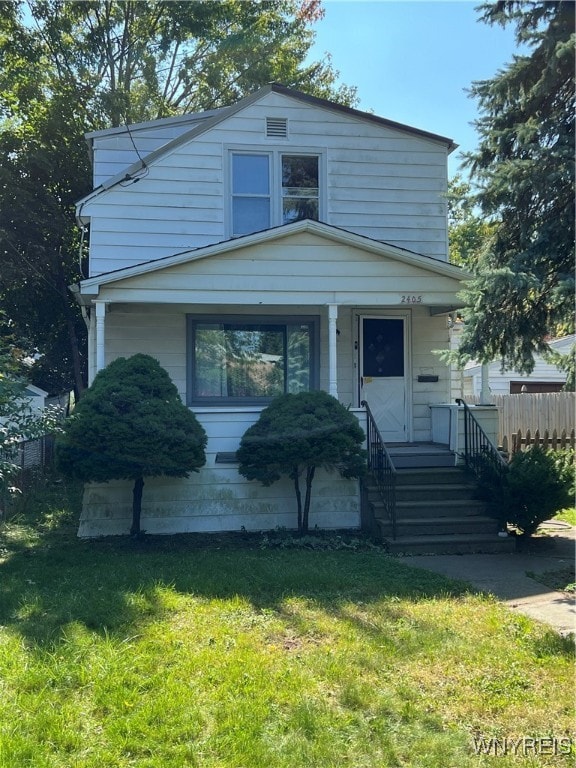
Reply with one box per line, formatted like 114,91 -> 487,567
379,515 -> 501,537
386,533 -> 516,556
363,452 -> 515,555
388,444 -> 456,469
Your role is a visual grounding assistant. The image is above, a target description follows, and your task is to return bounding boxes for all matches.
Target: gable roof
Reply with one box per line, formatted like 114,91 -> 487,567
77,83 -> 457,211
74,219 -> 469,301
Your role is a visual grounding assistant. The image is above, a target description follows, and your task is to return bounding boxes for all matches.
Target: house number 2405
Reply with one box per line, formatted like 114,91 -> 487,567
400,295 -> 423,304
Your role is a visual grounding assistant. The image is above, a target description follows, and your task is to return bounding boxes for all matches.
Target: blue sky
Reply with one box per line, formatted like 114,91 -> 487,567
307,0 -> 523,178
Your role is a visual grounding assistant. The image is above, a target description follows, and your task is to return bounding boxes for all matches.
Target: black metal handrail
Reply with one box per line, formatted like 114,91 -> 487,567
455,398 -> 508,481
361,400 -> 397,538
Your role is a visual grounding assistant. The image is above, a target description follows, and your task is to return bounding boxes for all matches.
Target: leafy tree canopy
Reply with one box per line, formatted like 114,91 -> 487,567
447,175 -> 496,268
455,1 -> 575,373
56,354 -> 207,535
237,391 -> 366,533
0,0 -> 357,128
0,0 -> 356,397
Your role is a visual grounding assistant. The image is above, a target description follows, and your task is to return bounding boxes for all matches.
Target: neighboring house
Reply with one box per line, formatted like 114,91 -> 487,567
72,83 -> 472,537
0,382 -> 48,423
21,384 -> 48,415
461,335 -> 574,397
0,383 -> 49,470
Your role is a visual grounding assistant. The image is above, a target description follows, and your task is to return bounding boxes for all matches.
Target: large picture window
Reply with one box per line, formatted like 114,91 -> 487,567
187,315 -> 319,404
230,152 -> 320,236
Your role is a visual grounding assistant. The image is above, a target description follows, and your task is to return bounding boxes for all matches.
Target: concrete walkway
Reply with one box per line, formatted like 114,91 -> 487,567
409,522 -> 575,637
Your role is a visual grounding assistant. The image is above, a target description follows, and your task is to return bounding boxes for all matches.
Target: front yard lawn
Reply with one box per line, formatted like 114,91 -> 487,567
0,488 -> 573,767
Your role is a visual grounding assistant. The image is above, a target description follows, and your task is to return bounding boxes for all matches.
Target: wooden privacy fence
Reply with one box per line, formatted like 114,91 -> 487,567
466,392 -> 575,454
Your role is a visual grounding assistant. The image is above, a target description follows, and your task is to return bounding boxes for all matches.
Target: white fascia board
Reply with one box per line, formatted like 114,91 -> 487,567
549,335 -> 575,350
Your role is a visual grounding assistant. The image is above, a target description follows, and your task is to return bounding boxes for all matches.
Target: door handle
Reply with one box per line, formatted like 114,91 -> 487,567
360,376 -> 364,388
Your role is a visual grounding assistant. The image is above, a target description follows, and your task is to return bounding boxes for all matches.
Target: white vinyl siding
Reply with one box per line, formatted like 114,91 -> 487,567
89,111 -> 225,186
84,90 -> 450,275
79,407 -> 363,537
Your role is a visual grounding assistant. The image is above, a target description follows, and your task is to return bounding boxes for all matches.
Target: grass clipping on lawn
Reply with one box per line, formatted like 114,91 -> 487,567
0,524 -> 573,767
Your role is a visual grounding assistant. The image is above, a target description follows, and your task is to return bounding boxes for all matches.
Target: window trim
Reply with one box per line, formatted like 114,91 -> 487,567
186,314 -> 320,406
226,146 -> 325,238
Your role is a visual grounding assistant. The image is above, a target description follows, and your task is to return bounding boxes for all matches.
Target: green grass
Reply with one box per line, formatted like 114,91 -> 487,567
555,507 -> 576,526
0,476 -> 574,767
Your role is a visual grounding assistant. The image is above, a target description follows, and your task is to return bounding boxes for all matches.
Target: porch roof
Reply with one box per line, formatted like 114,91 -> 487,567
73,220 -> 470,311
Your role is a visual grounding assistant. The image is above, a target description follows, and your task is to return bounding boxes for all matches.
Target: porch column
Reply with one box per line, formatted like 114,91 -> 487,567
95,301 -> 107,376
328,303 -> 338,399
87,309 -> 96,385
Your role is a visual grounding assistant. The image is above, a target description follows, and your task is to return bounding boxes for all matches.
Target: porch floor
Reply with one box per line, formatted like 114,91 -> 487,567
385,442 -> 455,469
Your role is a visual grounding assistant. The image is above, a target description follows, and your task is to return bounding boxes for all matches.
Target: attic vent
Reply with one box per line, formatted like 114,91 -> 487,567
266,117 -> 288,138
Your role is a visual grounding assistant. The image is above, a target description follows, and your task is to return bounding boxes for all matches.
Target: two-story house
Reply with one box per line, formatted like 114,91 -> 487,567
72,83 -> 505,546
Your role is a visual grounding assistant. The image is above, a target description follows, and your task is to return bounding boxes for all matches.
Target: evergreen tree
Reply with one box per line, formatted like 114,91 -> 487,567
56,355 -> 207,536
237,391 -> 366,533
456,1 -> 574,373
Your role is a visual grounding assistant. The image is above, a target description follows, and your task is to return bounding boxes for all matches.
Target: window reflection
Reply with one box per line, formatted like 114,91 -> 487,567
193,321 -> 312,400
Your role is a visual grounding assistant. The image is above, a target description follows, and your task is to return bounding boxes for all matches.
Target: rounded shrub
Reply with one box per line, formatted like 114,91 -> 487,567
501,446 -> 574,537
237,391 -> 366,533
57,354 -> 207,535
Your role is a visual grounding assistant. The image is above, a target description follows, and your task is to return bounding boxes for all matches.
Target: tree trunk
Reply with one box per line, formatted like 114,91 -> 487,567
302,466 -> 315,533
292,467 -> 303,533
130,475 -> 144,536
56,262 -> 86,398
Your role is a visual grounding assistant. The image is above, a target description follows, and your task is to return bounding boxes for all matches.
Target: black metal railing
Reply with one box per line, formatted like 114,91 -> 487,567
361,400 -> 397,538
455,398 -> 508,481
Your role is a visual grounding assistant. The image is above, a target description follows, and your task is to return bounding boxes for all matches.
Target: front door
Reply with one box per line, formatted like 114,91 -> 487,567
359,316 -> 409,442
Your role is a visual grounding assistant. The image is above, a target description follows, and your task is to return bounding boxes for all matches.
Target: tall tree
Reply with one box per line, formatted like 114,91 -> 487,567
446,175 -> 495,268
0,0 -> 356,396
456,1 -> 574,373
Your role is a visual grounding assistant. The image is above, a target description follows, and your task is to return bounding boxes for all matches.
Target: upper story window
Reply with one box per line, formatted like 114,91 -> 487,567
282,155 -> 319,224
231,151 -> 320,237
232,154 -> 271,236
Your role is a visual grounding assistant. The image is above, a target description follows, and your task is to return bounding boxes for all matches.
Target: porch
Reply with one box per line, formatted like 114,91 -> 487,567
74,221 -> 480,538
362,401 -> 516,555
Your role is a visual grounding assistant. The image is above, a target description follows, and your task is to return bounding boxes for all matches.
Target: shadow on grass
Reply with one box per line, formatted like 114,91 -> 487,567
0,524 -> 573,663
